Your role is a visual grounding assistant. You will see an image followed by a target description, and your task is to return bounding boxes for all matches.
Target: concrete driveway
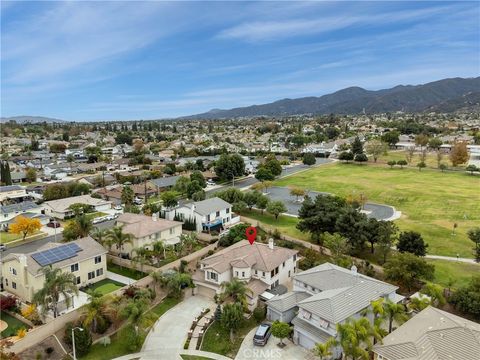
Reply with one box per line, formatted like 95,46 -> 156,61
142,295 -> 215,357
235,327 -> 313,360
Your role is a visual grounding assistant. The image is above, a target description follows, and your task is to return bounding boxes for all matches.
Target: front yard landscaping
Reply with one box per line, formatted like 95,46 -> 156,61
106,262 -> 146,280
201,316 -> 258,358
0,311 -> 31,338
0,230 -> 44,244
82,279 -> 125,295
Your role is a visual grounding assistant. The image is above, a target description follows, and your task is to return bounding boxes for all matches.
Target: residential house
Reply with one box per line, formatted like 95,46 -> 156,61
468,145 -> 480,167
43,195 -> 112,219
1,236 -> 107,304
114,213 -> 183,256
373,306 -> 480,360
266,263 -> 401,355
192,239 -> 298,310
94,186 -> 123,205
0,185 -> 29,204
150,176 -> 181,192
165,197 -> 237,233
0,201 -> 46,230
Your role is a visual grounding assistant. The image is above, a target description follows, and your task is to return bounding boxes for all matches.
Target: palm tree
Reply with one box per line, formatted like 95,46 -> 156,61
420,283 -> 446,307
408,296 -> 431,313
107,225 -> 133,255
180,232 -> 198,256
151,240 -> 166,264
33,266 -> 79,318
90,228 -> 110,248
220,278 -> 253,310
336,317 -> 372,360
312,338 -> 336,359
81,290 -> 115,333
150,271 -> 163,293
76,214 -> 93,238
369,298 -> 387,345
383,300 -> 408,333
132,246 -> 150,273
120,296 -> 156,349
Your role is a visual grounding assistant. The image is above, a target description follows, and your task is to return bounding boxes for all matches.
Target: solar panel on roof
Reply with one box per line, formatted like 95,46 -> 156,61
31,242 -> 83,267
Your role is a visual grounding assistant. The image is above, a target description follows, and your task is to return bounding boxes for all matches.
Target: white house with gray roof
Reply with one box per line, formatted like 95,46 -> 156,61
165,197 -> 238,233
266,262 -> 402,354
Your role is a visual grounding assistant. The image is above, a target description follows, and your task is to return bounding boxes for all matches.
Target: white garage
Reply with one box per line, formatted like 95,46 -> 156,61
194,283 -> 217,298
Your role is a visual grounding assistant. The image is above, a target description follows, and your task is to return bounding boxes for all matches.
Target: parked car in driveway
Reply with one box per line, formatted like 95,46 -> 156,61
253,324 -> 271,346
47,221 -> 61,228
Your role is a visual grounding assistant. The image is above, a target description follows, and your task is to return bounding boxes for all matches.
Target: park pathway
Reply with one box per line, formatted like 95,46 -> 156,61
425,254 -> 478,264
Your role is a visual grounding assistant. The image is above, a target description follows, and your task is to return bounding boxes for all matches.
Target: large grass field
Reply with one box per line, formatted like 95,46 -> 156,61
275,162 -> 480,258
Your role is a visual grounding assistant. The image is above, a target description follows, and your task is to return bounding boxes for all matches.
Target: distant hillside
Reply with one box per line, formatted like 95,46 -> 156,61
0,116 -> 67,124
183,77 -> 480,119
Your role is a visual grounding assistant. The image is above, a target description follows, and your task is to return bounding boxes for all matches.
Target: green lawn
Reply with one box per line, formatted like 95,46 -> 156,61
84,279 -> 125,295
426,259 -> 480,289
81,297 -> 181,360
201,316 -> 258,358
0,231 -> 44,244
107,262 -> 146,280
0,311 -> 31,338
275,162 -> 480,258
85,212 -> 108,221
377,150 -> 466,169
181,355 -> 214,360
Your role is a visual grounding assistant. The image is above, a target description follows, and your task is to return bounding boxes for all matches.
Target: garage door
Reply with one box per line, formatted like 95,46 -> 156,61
196,284 -> 217,298
296,331 -> 316,350
267,308 -> 282,322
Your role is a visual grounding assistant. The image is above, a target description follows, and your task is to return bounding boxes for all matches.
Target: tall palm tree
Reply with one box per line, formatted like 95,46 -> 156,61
90,228 -> 110,248
120,296 -> 156,331
220,278 -> 253,309
81,290 -> 115,333
383,300 -> 408,333
312,338 -> 336,359
408,296 -> 431,313
76,214 -> 93,238
336,317 -> 372,360
369,298 -> 387,345
152,240 -> 166,263
150,271 -> 163,293
107,225 -> 133,254
180,232 -> 198,255
33,266 -> 79,318
420,283 -> 446,307
132,246 -> 150,273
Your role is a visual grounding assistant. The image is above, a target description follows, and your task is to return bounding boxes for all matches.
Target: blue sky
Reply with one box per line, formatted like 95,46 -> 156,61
1,1 -> 479,121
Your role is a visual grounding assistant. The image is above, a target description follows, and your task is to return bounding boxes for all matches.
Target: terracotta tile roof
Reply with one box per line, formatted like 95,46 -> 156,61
116,213 -> 182,239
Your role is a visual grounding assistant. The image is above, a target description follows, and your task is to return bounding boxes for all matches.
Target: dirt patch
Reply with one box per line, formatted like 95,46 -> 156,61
19,335 -> 66,360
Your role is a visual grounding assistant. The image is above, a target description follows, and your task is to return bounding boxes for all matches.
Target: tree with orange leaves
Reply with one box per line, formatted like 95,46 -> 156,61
9,216 -> 41,241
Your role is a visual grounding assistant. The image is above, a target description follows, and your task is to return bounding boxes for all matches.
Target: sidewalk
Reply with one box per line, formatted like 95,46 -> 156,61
425,254 -> 478,264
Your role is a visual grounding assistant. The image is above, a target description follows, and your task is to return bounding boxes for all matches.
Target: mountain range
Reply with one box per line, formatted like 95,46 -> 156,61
184,77 -> 480,119
2,77 -> 479,122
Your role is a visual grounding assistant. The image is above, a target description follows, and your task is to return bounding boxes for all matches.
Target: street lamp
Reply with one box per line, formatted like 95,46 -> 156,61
72,326 -> 84,360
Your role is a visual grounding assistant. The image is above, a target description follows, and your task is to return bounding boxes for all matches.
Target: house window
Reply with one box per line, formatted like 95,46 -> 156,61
170,228 -> 174,235
235,271 -> 239,277
76,276 -> 81,285
216,211 -> 220,217
288,271 -> 291,277
12,282 -> 16,289
209,272 -> 218,281
270,270 -> 274,277
255,270 -> 258,275
94,256 -> 101,264
207,214 -> 211,221
282,262 -> 285,268
302,311 -> 312,320
226,208 -> 230,214
242,272 -> 245,277
96,268 -> 104,277
5,279 -> 8,286
71,263 -> 79,272
262,272 -> 265,277
11,268 -> 17,276
293,254 -> 297,261
88,271 -> 95,280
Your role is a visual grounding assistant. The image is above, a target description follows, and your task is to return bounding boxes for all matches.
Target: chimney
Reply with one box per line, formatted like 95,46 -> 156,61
152,213 -> 158,222
19,254 -> 27,267
268,238 -> 274,250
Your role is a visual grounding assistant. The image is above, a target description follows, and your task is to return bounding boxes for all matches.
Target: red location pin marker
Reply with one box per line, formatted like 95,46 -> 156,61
246,226 -> 257,245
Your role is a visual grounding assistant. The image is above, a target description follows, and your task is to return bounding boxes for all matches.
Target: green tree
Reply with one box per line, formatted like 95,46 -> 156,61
120,297 -> 156,351
289,186 -> 306,202
220,278 -> 252,309
381,131 -> 400,147
467,227 -> 480,262
323,232 -> 349,264
160,271 -> 193,299
270,321 -> 291,346
190,170 -> 206,188
232,201 -> 247,214
186,180 -> 203,199
428,137 -> 443,150
161,191 -> 178,208
121,185 -> 134,206
397,159 -> 407,169
174,176 -> 190,195
267,200 -> 287,220
420,282 -> 446,307
132,247 -> 150,273
466,164 -> 479,175
90,228 -> 110,249
216,187 -> 244,204
312,339 -> 336,360
439,163 -> 448,172
64,323 -> 92,356
81,290 -> 114,333
354,153 -> 368,163
397,231 -> 428,257
214,153 -> 245,181
351,136 -> 363,155
302,153 -> 316,165
365,140 -> 387,163
417,161 -> 426,171
25,168 -> 37,183
33,266 -> 79,318
263,157 -> 282,176
243,191 -> 260,210
384,253 -> 435,291
107,226 -> 133,254
255,194 -> 269,214
383,300 -> 408,333
338,151 -> 354,163
255,167 -> 275,181
450,276 -> 480,319
336,317 -> 372,360
387,160 -> 396,169
221,302 -> 244,342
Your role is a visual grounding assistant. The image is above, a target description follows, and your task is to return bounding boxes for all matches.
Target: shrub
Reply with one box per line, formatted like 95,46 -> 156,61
253,306 -> 266,323
45,347 -> 54,355
184,338 -> 190,349
16,328 -> 27,338
0,295 -> 17,311
207,249 -> 214,256
64,323 -> 92,357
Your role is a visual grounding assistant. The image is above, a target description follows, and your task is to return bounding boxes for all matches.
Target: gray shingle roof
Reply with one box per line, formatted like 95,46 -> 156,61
292,316 -> 332,344
0,185 -> 24,193
0,201 -> 40,215
267,291 -> 311,312
373,306 -> 480,360
150,176 -> 180,189
189,197 -> 231,216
